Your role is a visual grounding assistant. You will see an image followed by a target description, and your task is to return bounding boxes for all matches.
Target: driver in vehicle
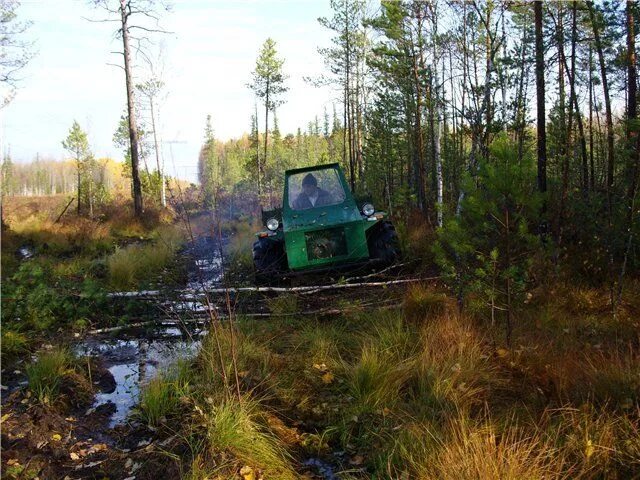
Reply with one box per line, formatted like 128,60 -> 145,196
293,173 -> 333,209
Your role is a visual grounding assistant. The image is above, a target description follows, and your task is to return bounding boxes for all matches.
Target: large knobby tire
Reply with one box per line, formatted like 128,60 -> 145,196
253,237 -> 287,285
367,220 -> 401,265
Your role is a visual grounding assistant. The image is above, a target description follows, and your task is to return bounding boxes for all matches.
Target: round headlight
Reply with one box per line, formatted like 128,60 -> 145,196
266,218 -> 279,231
362,203 -> 375,217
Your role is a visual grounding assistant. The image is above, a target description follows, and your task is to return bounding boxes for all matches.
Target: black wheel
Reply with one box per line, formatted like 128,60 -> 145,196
367,221 -> 401,264
252,237 -> 288,285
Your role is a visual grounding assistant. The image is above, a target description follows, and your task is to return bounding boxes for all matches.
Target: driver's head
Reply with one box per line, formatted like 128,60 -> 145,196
302,173 -> 318,196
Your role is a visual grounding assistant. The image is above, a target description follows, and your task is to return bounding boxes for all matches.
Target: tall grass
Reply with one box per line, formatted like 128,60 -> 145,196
26,348 -> 72,404
162,280 -> 639,479
198,323 -> 272,392
10,214 -> 112,255
108,225 -> 183,290
137,360 -> 193,427
409,313 -> 500,412
425,416 -> 567,480
345,343 -> 409,414
1,329 -> 29,361
295,320 -> 347,367
204,397 -> 297,479
404,283 -> 451,322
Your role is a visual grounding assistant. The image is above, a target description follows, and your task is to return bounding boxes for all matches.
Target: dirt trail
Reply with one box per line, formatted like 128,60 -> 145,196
1,214 -> 413,479
1,231 -> 222,479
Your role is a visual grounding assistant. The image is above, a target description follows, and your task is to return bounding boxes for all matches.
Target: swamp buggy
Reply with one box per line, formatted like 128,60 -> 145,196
253,163 -> 400,284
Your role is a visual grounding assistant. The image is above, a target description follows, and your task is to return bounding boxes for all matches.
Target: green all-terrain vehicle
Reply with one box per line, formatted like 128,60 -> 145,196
253,163 -> 400,283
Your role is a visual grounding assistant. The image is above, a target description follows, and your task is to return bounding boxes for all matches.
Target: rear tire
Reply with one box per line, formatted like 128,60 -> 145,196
253,237 -> 287,285
367,221 -> 401,265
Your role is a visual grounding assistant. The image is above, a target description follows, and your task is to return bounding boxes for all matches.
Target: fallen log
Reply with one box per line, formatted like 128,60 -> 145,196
87,302 -> 402,335
108,276 -> 438,298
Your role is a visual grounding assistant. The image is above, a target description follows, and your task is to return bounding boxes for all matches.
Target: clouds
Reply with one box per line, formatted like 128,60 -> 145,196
2,0 -> 336,182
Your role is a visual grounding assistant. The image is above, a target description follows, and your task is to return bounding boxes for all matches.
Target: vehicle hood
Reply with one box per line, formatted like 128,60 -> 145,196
283,204 -> 362,231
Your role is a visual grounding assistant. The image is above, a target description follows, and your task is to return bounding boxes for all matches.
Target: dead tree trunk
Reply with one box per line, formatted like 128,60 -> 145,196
120,0 -> 143,217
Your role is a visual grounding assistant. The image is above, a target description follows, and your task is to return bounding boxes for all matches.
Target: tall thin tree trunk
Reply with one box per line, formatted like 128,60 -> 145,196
589,45 -> 595,190
149,98 -> 165,207
589,2 -> 615,197
88,170 -> 93,218
345,3 -> 355,193
618,0 -> 640,302
264,79 -> 270,200
535,1 -> 547,205
433,9 -> 443,228
121,0 -> 143,217
516,21 -> 527,162
77,162 -> 81,215
557,2 -> 569,239
626,0 -> 638,204
589,1 -> 617,312
255,103 -> 261,197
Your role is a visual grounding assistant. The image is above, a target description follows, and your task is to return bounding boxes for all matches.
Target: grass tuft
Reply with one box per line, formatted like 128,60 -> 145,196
1,330 -> 29,361
427,416 -> 566,480
404,283 -> 451,322
409,314 -> 499,413
138,360 -> 193,427
108,226 -> 183,290
344,343 -> 408,414
204,397 -> 297,478
26,348 -> 72,404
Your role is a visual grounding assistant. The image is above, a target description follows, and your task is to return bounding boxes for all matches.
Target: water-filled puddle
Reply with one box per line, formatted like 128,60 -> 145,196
75,325 -> 206,428
76,236 -> 224,428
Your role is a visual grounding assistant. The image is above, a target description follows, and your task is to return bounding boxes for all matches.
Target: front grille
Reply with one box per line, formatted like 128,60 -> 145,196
305,227 -> 348,261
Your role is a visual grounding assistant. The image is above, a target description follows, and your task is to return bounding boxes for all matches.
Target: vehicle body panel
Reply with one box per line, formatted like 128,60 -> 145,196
256,163 -> 390,274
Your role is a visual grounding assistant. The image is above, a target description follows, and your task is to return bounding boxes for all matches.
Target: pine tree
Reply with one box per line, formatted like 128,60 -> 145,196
62,121 -> 91,215
248,38 -> 288,198
434,135 -> 541,343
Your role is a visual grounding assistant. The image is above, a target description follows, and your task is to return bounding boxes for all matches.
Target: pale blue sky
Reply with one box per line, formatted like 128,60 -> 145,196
1,0 -> 338,181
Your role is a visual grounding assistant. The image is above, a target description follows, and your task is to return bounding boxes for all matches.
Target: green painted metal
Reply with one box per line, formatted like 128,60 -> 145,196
256,163 -> 386,272
281,163 -> 375,271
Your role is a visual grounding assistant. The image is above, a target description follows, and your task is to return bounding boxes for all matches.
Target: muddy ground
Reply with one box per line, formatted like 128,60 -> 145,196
1,222 -> 412,479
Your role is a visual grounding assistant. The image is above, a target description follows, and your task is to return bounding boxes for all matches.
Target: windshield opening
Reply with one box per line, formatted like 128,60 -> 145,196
287,168 -> 346,210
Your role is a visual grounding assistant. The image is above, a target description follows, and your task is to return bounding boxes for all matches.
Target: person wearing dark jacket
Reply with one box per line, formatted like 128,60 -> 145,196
293,173 -> 332,209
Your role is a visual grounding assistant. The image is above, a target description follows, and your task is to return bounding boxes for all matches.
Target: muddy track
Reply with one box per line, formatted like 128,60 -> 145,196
1,229 -> 419,479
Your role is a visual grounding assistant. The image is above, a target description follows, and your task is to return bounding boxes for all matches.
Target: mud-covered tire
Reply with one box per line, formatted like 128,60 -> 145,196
253,237 -> 287,285
367,221 -> 401,265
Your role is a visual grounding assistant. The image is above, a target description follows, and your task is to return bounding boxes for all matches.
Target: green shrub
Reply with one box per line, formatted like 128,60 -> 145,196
434,134 -> 541,340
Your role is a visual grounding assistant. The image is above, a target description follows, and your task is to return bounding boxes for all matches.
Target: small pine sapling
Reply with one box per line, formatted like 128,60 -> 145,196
434,134 -> 542,343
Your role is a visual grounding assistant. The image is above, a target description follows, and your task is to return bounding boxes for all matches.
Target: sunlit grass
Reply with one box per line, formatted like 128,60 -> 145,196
1,329 -> 29,361
408,313 -> 501,412
107,225 -> 183,290
204,396 -> 297,479
344,343 -> 409,415
426,416 -> 567,480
